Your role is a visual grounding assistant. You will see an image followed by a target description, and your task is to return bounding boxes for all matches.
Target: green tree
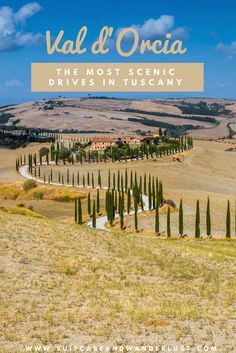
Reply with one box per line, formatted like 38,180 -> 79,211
195,200 -> 200,238
92,201 -> 96,228
226,200 -> 231,238
206,197 -> 211,237
74,199 -> 78,223
179,199 -> 184,237
167,207 -> 171,237
134,197 -> 138,232
96,189 -> 100,214
155,198 -> 159,234
87,192 -> 91,216
78,197 -> 83,225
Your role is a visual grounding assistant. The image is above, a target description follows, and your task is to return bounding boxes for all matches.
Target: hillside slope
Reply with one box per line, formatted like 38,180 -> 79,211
2,97 -> 236,138
0,211 -> 236,352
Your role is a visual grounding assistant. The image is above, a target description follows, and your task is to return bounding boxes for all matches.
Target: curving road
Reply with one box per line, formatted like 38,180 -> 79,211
18,163 -> 150,231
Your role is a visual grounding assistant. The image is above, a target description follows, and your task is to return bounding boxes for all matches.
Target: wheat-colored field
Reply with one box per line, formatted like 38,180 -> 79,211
0,211 -> 235,352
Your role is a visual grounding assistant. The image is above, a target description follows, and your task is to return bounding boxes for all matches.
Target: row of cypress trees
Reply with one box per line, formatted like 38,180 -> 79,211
16,136 -> 194,170
75,193 -> 236,238
166,198 -> 234,238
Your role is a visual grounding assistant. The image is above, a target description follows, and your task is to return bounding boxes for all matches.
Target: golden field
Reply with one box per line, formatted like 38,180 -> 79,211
0,211 -> 236,352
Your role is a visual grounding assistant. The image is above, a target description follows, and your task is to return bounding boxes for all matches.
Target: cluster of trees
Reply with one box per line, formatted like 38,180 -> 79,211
127,117 -> 202,136
123,107 -> 218,125
175,101 -> 231,116
16,136 -> 193,171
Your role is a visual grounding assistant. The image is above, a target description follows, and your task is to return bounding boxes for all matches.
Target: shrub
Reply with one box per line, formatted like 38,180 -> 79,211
23,179 -> 36,191
54,194 -> 70,202
17,203 -> 25,208
33,190 -> 44,199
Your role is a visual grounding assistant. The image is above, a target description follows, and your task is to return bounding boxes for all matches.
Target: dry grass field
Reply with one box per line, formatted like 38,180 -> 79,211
0,211 -> 236,353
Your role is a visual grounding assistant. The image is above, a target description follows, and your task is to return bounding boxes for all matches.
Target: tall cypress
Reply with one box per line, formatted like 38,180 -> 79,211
98,170 -> 101,188
96,189 -> 100,214
206,197 -> 211,237
226,200 -> 231,238
87,192 -> 91,216
92,173 -> 94,188
134,197 -> 138,232
179,199 -> 184,237
108,170 -> 111,189
78,197 -> 83,225
155,198 -> 159,234
152,176 -> 156,209
158,181 -> 163,206
148,179 -> 152,210
92,201 -> 96,228
167,207 -> 171,237
195,200 -> 200,238
127,188 -> 131,214
144,173 -> 147,195
125,168 -> 128,193
74,199 -> 78,223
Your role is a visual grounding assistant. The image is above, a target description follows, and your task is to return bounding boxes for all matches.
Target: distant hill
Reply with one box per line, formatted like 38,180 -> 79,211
1,97 -> 236,139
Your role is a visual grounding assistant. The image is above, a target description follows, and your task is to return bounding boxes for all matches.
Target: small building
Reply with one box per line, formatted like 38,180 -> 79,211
90,137 -> 117,150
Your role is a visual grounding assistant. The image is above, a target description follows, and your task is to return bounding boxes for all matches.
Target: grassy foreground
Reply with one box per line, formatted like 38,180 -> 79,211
0,211 -> 236,353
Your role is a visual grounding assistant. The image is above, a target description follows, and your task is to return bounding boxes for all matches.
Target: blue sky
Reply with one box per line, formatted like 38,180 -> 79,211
0,0 -> 236,104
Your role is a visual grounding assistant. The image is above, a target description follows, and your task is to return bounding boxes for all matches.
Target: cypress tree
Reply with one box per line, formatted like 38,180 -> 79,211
77,171 -> 80,186
158,181 -> 163,206
87,192 -> 91,216
206,197 -> 211,237
113,173 -> 116,190
87,171 -> 90,186
195,200 -> 200,238
98,170 -> 101,188
96,189 -> 100,214
144,173 -> 147,195
148,179 -> 152,210
152,176 -> 156,209
226,200 -> 231,238
92,201 -> 96,228
179,199 -> 184,237
118,170 -> 120,191
125,169 -> 128,193
83,174 -> 85,187
130,170 -> 133,190
167,207 -> 171,237
119,192 -> 124,230
92,173 -> 94,188
134,197 -> 138,232
108,170 -> 111,189
155,198 -> 159,234
121,174 -> 124,192
74,199 -> 78,223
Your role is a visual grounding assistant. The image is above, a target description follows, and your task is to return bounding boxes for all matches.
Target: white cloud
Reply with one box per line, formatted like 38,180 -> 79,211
216,41 -> 236,56
14,2 -> 41,23
116,15 -> 190,41
5,79 -> 22,87
0,2 -> 43,52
